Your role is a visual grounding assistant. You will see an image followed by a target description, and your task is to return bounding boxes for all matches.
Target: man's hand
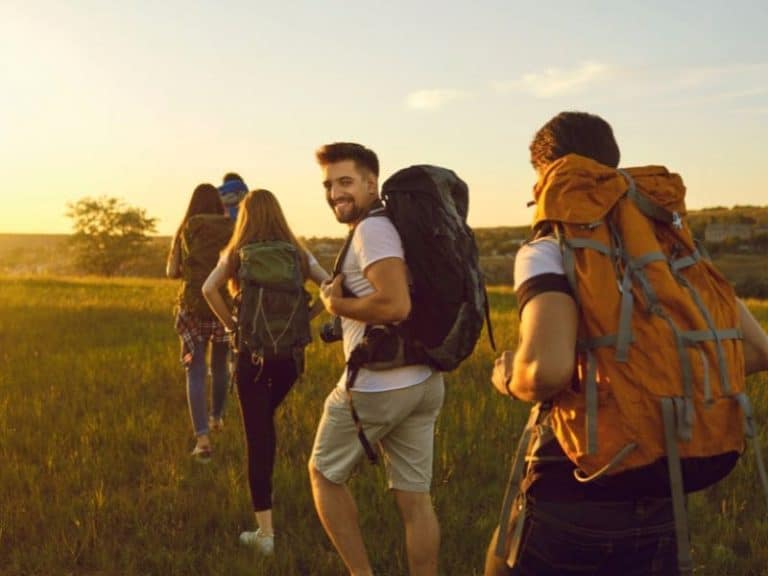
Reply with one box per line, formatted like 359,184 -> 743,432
491,350 -> 515,397
320,274 -> 344,315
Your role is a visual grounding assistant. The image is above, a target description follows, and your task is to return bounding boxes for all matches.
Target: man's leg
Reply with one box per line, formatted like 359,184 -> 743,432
309,464 -> 373,576
394,489 -> 439,576
378,373 -> 444,576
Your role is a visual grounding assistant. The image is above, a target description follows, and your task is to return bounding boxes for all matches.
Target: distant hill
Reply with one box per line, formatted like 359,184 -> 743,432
2,205 -> 767,295
0,234 -> 169,277
687,205 -> 768,238
473,207 -> 768,253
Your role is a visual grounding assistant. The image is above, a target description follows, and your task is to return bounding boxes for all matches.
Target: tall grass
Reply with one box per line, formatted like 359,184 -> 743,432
1,278 -> 767,575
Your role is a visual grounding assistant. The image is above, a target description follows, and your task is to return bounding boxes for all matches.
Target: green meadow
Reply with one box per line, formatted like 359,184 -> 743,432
2,277 -> 767,575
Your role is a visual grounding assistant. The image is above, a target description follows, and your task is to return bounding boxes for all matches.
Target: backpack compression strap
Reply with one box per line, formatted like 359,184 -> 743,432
618,169 -> 684,230
661,397 -> 694,576
494,403 -> 543,559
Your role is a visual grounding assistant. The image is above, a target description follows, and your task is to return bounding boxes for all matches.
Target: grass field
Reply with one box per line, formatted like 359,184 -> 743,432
1,277 -> 768,575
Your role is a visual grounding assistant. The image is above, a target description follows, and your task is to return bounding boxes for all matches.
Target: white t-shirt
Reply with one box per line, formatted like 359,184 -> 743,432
337,216 -> 433,392
513,237 -> 574,314
513,237 -> 564,290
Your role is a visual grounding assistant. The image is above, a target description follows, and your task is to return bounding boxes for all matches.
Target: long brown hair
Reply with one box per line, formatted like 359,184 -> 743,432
173,183 -> 224,242
222,188 -> 309,295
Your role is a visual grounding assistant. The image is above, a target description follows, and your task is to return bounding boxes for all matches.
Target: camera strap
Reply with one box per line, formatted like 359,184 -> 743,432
335,200 -> 390,465
345,363 -> 379,464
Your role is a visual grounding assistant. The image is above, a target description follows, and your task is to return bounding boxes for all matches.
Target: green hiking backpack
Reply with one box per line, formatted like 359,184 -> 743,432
179,214 -> 233,319
236,241 -> 312,374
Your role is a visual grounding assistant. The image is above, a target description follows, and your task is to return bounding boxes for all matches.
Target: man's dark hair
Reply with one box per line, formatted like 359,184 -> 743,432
223,172 -> 243,183
315,142 -> 379,177
530,112 -> 620,172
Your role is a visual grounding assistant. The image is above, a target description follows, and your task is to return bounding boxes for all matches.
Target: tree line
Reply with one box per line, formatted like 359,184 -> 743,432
59,196 -> 768,297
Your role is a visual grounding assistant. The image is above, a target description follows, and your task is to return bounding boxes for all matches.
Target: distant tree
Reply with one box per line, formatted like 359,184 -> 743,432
66,196 -> 158,276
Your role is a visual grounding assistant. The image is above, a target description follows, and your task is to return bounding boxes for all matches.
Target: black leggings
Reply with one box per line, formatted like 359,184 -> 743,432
235,353 -> 298,511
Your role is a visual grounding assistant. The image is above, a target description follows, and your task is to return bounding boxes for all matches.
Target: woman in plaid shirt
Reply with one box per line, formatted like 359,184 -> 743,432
167,183 -> 233,462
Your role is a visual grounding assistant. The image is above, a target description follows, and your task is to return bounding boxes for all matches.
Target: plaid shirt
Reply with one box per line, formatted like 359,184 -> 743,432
174,308 -> 230,365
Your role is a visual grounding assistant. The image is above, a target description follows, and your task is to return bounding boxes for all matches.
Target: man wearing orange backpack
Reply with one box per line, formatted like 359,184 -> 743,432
485,111 -> 768,576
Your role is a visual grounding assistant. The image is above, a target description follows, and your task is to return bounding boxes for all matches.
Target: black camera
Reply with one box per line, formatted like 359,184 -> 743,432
319,316 -> 343,343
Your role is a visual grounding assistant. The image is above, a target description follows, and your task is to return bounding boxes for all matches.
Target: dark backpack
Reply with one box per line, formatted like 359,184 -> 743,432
338,165 -> 492,374
379,164 -> 493,371
334,165 -> 495,376
179,214 -> 233,319
336,165 -> 493,464
236,241 -> 311,374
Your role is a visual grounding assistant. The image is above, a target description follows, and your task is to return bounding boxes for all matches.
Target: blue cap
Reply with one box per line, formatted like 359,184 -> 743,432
218,179 -> 248,219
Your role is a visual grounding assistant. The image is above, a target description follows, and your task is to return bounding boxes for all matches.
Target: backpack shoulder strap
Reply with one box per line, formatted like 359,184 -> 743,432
332,201 -> 388,282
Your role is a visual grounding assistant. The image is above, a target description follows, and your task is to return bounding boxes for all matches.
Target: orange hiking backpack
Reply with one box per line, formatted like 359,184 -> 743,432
498,154 -> 768,574
533,154 -> 751,479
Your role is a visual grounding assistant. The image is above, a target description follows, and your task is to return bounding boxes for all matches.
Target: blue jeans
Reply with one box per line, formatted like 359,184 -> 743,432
185,339 -> 228,437
485,497 -> 678,576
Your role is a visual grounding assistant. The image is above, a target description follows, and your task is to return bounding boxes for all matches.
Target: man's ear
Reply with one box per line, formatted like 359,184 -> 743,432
367,176 -> 378,195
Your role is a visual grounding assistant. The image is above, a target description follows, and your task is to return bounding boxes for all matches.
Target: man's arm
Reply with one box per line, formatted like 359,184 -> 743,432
319,257 -> 410,325
492,291 -> 578,402
738,299 -> 768,375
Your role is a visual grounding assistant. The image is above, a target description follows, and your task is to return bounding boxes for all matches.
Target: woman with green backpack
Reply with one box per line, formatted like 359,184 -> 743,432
203,188 -> 329,555
167,183 -> 234,462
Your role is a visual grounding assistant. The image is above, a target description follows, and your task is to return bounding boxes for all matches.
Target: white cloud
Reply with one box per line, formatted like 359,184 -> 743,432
651,64 -> 768,110
406,89 -> 467,110
495,61 -> 611,98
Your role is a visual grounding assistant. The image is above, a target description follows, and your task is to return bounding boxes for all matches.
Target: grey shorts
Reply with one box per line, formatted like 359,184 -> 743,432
310,371 -> 445,492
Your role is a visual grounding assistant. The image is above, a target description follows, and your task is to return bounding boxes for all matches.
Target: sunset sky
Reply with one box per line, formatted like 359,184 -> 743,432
2,1 -> 766,238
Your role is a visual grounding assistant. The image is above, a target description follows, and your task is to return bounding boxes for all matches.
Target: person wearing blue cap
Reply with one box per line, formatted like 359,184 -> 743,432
219,172 -> 249,219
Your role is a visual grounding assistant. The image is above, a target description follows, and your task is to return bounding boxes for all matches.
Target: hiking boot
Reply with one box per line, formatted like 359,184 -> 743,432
191,444 -> 212,463
208,416 -> 224,432
239,528 -> 274,555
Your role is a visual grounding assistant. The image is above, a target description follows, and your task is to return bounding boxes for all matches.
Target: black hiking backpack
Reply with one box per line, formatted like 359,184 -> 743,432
235,241 -> 312,374
381,165 -> 493,371
336,165 -> 493,464
344,164 -> 492,372
179,214 -> 233,319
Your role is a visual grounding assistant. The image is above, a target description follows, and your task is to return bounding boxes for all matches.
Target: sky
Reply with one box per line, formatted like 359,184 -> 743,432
1,1 -> 766,238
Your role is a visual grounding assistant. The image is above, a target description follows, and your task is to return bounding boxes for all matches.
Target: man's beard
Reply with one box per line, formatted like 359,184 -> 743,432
332,200 -> 364,224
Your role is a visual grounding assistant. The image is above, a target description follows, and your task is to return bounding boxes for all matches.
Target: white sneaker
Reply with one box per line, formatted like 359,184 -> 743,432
190,444 -> 212,463
239,528 -> 274,555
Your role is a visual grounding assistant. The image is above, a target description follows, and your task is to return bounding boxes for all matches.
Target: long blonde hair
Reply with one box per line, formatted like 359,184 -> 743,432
222,188 -> 309,295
